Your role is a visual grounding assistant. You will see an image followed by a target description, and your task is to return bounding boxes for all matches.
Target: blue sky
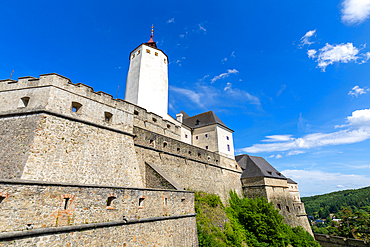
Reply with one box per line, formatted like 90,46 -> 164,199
1,1 -> 370,196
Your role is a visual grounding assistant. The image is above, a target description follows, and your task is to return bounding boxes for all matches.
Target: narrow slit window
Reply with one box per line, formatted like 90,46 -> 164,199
277,203 -> 281,210
226,136 -> 229,140
163,197 -> 168,206
19,97 -> 30,108
137,50 -> 140,54
286,206 -> 290,212
181,197 -> 185,203
164,59 -> 167,64
205,134 -> 208,138
134,110 -> 139,115
64,198 -> 70,210
0,196 -> 5,203
196,136 -> 198,140
177,147 -> 180,153
107,196 -> 116,207
132,54 -> 135,59
167,124 -> 171,129
163,141 -> 168,148
198,153 -> 201,158
227,144 -> 230,151
139,197 -> 145,207
149,140 -> 155,147
216,159 -> 219,164
206,146 -> 209,150
104,112 -> 113,123
185,134 -> 188,139
188,151 -> 192,155
71,102 -> 82,113
152,117 -> 157,123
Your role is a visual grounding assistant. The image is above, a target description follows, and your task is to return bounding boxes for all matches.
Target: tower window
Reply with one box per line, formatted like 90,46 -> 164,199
146,49 -> 150,54
71,102 -> 82,113
196,136 -> 198,140
164,59 -> 167,64
185,134 -> 188,139
104,112 -> 113,123
227,144 -> 230,151
132,54 -> 135,59
155,52 -> 158,56
226,136 -> 229,140
19,97 -> 30,108
137,50 -> 140,54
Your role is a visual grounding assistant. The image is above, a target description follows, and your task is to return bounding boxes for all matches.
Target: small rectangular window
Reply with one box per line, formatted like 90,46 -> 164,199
139,197 -> 145,207
286,206 -> 290,212
277,203 -> 281,210
64,198 -> 70,210
206,146 -> 209,150
132,54 -> 135,59
185,134 -> 188,138
196,136 -> 198,140
163,197 -> 167,206
152,117 -> 157,123
205,134 -> 208,138
226,136 -> 229,140
227,144 -> 230,151
146,49 -> 150,54
19,97 -> 30,108
138,50 -> 141,54
155,52 -> 158,56
134,110 -> 139,115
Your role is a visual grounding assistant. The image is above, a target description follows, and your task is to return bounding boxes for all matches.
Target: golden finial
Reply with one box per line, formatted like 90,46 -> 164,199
151,25 -> 154,34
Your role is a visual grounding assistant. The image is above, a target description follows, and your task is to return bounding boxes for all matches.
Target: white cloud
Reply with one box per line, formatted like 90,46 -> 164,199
307,49 -> 317,59
231,51 -> 235,57
277,85 -> 286,96
239,109 -> 370,153
286,150 -> 305,156
341,0 -> 370,25
222,58 -> 228,64
348,85 -> 369,97
223,83 -> 261,106
299,30 -> 316,48
224,82 -> 232,91
308,43 -> 370,71
167,18 -> 175,23
198,23 -> 206,32
169,86 -> 203,108
275,154 -> 283,159
281,169 -> 370,196
211,69 -> 239,84
268,155 -> 275,158
262,135 -> 293,142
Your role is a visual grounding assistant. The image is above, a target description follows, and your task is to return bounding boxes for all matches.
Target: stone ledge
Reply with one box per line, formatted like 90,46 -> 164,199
135,143 -> 242,174
0,109 -> 134,137
0,179 -> 195,193
0,213 -> 197,241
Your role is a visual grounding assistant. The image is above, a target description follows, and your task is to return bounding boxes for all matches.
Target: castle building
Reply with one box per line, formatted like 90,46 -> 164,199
0,30 -> 311,245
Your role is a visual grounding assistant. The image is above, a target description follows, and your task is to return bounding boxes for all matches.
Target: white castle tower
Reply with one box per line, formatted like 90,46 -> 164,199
125,27 -> 169,119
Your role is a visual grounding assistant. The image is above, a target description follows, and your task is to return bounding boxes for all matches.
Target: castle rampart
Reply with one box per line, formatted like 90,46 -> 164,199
0,179 -> 197,246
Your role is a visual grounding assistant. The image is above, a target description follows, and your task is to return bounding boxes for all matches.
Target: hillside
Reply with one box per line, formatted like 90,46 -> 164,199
301,186 -> 370,218
195,191 -> 319,247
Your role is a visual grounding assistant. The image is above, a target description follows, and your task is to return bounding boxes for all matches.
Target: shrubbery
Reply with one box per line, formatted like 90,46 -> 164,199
195,191 -> 319,247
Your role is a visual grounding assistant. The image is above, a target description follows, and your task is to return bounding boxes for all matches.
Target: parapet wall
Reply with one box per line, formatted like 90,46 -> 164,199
314,234 -> 370,247
0,180 -> 197,246
133,126 -> 243,202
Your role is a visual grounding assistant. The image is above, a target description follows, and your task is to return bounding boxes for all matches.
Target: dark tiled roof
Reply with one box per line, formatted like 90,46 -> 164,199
236,154 -> 287,180
182,111 -> 232,131
287,178 -> 297,184
180,110 -> 190,119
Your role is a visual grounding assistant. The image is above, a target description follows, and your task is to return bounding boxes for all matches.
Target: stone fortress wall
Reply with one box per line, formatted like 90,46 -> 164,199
0,73 -> 245,245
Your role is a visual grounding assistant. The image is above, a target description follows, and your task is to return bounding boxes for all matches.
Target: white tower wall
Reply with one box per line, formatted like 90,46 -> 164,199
125,44 -> 168,119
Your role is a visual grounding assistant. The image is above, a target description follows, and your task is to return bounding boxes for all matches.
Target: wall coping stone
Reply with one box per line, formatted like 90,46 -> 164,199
0,110 -> 135,137
0,213 -> 197,241
0,179 -> 195,193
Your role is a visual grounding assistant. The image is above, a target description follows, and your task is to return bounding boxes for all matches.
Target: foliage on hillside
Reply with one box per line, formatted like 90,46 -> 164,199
195,191 -> 319,247
301,186 -> 370,218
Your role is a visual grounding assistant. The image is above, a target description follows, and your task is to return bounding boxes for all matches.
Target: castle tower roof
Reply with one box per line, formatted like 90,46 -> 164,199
145,25 -> 157,48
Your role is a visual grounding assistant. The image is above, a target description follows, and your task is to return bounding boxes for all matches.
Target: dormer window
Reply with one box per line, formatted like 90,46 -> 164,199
267,171 -> 272,175
195,119 -> 200,126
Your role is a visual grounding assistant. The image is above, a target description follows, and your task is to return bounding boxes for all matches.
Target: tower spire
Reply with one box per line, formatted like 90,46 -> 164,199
146,25 -> 157,48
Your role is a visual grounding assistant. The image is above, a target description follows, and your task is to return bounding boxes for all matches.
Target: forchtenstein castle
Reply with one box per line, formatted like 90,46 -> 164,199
0,30 -> 312,246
